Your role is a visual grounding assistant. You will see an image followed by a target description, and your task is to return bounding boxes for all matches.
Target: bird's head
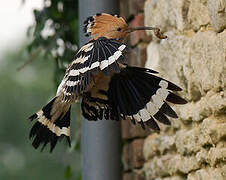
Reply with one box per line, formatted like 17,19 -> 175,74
83,13 -> 167,40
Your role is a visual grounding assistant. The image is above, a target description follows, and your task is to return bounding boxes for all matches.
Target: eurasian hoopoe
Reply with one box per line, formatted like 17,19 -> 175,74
29,13 -> 187,152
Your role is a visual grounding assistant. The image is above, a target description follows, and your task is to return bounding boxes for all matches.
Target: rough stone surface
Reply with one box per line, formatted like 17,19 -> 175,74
208,0 -> 226,32
177,90 -> 226,122
187,0 -> 210,30
144,0 -> 210,32
187,166 -> 226,180
143,133 -> 175,160
144,0 -> 184,32
144,154 -> 201,179
155,176 -> 185,180
146,30 -> 226,100
143,0 -> 226,179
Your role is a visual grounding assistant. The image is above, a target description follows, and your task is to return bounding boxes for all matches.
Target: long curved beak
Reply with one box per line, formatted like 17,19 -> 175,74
127,27 -> 167,39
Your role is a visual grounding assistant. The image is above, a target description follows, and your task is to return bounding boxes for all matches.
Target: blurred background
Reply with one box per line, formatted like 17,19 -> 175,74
0,0 -> 81,179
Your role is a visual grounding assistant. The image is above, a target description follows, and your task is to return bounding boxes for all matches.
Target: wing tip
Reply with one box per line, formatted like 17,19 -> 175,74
166,93 -> 188,104
145,118 -> 160,131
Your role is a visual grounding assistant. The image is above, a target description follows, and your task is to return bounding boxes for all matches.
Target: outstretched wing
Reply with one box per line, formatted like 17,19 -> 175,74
58,37 -> 128,102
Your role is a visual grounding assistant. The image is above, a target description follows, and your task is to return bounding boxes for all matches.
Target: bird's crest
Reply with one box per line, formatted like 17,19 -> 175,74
83,13 -> 167,40
83,13 -> 129,40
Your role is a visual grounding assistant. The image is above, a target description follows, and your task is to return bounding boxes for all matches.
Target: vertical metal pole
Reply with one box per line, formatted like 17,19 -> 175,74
79,1 -> 121,180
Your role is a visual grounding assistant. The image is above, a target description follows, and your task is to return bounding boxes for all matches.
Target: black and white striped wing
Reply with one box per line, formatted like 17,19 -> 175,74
108,67 -> 187,130
60,37 -> 128,101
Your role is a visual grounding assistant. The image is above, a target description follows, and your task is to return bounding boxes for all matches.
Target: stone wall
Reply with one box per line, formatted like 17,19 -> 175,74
143,0 -> 226,179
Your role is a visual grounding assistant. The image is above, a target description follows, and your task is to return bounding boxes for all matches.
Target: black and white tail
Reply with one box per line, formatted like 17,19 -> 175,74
107,66 -> 187,130
29,96 -> 71,152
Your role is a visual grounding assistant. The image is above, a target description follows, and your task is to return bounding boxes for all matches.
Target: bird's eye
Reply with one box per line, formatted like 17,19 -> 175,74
117,27 -> 122,31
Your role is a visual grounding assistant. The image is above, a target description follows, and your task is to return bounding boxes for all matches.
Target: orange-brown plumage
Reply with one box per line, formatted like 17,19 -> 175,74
84,13 -> 167,40
84,13 -> 129,40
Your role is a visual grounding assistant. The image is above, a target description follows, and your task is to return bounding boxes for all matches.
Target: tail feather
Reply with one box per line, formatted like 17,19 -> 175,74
108,66 -> 187,130
29,96 -> 71,152
81,74 -> 123,121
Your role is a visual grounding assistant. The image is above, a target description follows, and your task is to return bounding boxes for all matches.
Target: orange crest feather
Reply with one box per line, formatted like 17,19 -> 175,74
83,13 -> 129,40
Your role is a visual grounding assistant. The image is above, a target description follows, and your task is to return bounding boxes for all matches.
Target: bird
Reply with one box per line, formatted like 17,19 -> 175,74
28,13 -> 187,152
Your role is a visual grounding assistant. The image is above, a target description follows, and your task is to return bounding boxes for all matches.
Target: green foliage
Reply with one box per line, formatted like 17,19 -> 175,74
0,45 -> 81,180
64,165 -> 72,179
27,0 -> 79,87
0,0 -> 81,179
24,0 -> 81,179
64,164 -> 81,180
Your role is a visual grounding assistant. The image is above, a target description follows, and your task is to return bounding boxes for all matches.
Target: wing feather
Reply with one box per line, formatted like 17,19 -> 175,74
58,37 -> 128,102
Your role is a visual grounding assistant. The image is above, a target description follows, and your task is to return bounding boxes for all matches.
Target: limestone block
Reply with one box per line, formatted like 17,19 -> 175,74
188,30 -> 226,93
144,154 -> 200,179
143,155 -> 173,179
187,166 -> 226,180
208,147 -> 226,166
207,90 -> 226,116
175,128 -> 211,155
166,155 -> 200,174
145,30 -> 191,93
187,0 -> 210,30
144,0 -> 178,33
144,0 -> 210,33
177,90 -> 226,122
175,116 -> 226,154
143,134 -> 175,160
176,156 -> 200,174
195,148 -> 209,164
200,116 -> 226,144
195,147 -> 226,167
155,176 -> 185,180
144,143 -> 226,179
146,30 -> 226,102
217,140 -> 226,148
208,0 -> 226,32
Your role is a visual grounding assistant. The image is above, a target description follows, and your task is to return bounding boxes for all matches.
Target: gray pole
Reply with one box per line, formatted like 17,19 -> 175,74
79,1 -> 121,180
